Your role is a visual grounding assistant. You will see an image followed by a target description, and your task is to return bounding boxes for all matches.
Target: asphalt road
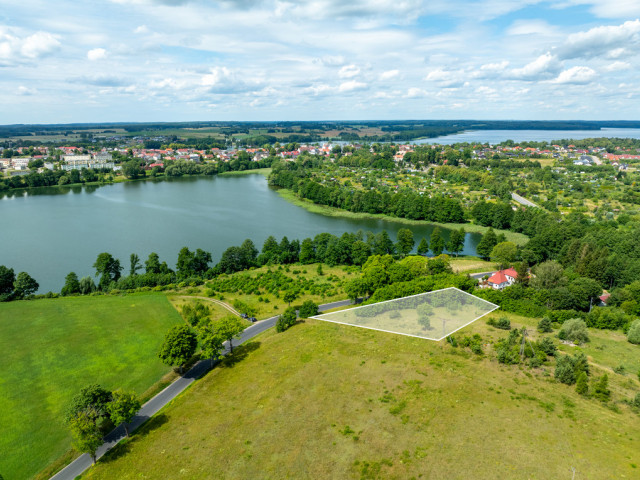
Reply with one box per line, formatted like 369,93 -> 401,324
50,298 -> 353,480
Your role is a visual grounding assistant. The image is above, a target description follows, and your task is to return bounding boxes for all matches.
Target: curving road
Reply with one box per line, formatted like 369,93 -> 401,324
49,298 -> 353,480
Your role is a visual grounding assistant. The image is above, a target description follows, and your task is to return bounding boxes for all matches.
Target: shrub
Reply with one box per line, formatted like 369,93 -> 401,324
496,345 -> 519,365
576,372 -> 589,396
537,337 -> 557,356
593,374 -> 611,402
555,356 -> 576,385
488,316 -> 511,330
627,319 -> 640,345
537,316 -> 553,333
559,318 -> 589,344
276,307 -> 297,333
632,393 -> 640,409
299,300 -> 319,319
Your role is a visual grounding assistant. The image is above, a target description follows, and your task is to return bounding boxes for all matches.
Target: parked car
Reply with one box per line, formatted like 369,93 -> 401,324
249,316 -> 257,323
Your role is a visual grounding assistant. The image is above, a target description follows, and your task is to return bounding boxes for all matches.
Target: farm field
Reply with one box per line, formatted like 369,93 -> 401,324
81,314 -> 640,480
0,294 -> 183,480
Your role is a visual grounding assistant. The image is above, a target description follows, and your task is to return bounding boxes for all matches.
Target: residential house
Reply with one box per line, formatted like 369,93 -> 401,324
487,268 -> 518,290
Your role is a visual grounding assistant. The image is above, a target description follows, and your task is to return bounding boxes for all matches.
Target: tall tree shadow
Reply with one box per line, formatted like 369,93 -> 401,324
220,341 -> 261,368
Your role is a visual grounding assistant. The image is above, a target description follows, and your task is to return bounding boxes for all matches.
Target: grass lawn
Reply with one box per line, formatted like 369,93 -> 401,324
0,294 -> 184,480
218,168 -> 271,177
449,256 -> 496,274
81,316 -> 640,480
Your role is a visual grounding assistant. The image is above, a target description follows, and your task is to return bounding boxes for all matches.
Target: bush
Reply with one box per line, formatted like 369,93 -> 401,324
497,345 -> 519,364
488,316 -> 511,330
276,307 -> 297,333
298,300 -> 319,319
576,372 -> 589,396
559,318 -> 589,344
632,392 -> 640,409
537,316 -> 553,333
627,319 -> 640,344
537,337 -> 557,356
593,374 -> 611,402
555,355 -> 576,385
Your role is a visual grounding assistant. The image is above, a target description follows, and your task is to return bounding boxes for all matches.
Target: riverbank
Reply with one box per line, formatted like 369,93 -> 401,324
274,188 -> 529,245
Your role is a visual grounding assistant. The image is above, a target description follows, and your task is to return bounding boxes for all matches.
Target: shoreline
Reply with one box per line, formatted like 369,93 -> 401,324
274,188 -> 529,245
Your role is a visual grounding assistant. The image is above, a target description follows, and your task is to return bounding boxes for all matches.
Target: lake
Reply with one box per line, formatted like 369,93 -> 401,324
415,127 -> 640,145
0,174 -> 482,292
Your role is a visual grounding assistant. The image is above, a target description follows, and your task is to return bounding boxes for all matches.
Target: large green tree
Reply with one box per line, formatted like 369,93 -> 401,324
395,228 -> 415,257
61,272 -> 80,296
13,272 -> 39,298
107,390 -> 141,437
69,409 -> 103,464
215,315 -> 245,353
447,227 -> 465,257
0,265 -> 15,296
475,228 -> 497,259
93,253 -> 122,290
490,241 -> 518,269
158,324 -> 198,373
430,228 -> 445,256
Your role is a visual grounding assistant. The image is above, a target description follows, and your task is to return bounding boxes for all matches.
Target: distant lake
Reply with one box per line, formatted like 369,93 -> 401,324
415,128 -> 640,145
0,175 -> 482,293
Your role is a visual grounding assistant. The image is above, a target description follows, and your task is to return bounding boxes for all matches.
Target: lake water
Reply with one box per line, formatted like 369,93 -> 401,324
415,128 -> 640,145
0,175 -> 481,292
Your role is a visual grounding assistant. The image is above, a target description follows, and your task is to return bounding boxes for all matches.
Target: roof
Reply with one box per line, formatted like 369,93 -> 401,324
599,293 -> 610,303
487,268 -> 518,285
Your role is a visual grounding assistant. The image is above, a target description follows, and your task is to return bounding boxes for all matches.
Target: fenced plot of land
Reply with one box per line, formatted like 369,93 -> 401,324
313,287 -> 498,341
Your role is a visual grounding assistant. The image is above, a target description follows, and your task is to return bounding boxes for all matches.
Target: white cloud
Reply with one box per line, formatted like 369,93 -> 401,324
17,85 -> 37,96
558,19 -> 640,59
201,67 -> 260,94
379,69 -> 399,80
551,66 -> 597,84
560,0 -> 640,19
510,52 -> 561,80
0,28 -> 60,63
134,25 -> 149,34
406,87 -> 428,98
603,61 -> 631,71
338,64 -> 360,78
338,80 -> 367,92
87,48 -> 107,61
506,19 -> 557,36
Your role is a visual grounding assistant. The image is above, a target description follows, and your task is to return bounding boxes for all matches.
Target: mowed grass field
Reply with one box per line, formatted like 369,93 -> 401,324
0,294 -> 184,480
82,316 -> 640,480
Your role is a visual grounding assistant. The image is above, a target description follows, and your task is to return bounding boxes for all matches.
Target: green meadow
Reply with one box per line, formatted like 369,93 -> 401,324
0,294 -> 183,480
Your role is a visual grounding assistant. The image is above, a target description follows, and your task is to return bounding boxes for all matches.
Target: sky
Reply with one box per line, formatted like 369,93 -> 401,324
1,0 -> 640,123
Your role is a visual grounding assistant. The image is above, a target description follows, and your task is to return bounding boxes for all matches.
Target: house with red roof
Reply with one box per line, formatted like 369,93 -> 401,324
487,268 -> 518,290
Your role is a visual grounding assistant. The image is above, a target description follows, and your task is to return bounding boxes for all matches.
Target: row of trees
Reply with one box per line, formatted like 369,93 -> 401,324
0,266 -> 39,301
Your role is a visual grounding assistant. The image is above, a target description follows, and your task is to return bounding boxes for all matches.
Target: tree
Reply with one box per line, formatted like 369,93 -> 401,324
558,318 -> 589,344
122,159 -> 144,179
490,241 -> 517,269
283,290 -> 298,306
61,272 -> 80,296
215,315 -> 245,353
176,247 -> 195,277
417,303 -> 433,330
626,319 -> 640,344
65,384 -> 112,423
13,272 -> 39,298
145,252 -> 162,274
79,276 -> 96,294
158,324 -> 197,374
417,238 -> 429,256
593,374 -> 611,402
299,238 -> 316,264
129,253 -> 142,277
575,371 -> 589,396
395,228 -> 415,257
107,390 -> 141,437
430,228 -> 445,256
93,253 -> 122,290
530,260 -> 566,290
199,329 -> 225,367
447,228 -> 465,257
276,307 -> 297,332
69,409 -> 103,464
0,265 -> 15,296
299,300 -> 319,318
555,355 -> 576,385
537,316 -> 553,333
475,228 -> 497,259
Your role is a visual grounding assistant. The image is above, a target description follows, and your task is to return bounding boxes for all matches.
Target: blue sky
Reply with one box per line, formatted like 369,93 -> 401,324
1,0 -> 640,123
